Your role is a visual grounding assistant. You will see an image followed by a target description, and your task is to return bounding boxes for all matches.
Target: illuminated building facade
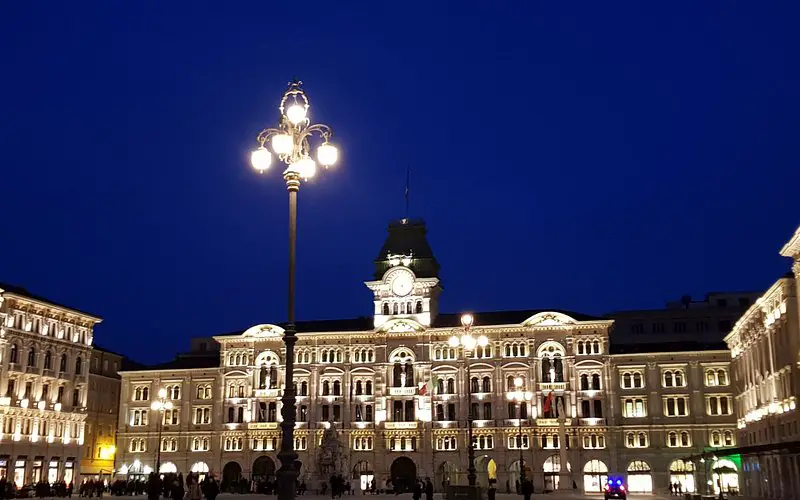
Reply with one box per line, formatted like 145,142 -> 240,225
724,226 -> 800,499
0,282 -> 100,487
81,348 -> 123,480
115,220 -> 738,494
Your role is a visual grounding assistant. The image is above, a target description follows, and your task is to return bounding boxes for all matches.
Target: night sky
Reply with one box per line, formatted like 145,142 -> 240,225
2,3 -> 798,364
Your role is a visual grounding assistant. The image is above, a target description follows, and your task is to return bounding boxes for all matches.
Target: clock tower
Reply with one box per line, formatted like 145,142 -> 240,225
365,219 -> 442,329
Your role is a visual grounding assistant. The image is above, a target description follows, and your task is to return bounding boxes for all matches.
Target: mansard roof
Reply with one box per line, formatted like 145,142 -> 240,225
374,219 -> 440,280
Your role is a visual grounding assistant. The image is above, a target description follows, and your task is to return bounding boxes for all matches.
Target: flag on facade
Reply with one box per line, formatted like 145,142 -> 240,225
418,381 -> 428,396
431,374 -> 439,395
543,391 -> 554,415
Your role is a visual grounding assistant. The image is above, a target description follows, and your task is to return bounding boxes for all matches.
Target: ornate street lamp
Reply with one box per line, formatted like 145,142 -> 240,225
449,314 -> 488,487
508,377 -> 533,491
249,79 -> 339,500
150,388 -> 173,475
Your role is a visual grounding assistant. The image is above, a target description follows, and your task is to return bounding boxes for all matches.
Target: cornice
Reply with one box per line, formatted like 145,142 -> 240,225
779,225 -> 800,258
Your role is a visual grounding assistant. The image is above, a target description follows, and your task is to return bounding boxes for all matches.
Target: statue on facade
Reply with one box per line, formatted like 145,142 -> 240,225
317,421 -> 346,478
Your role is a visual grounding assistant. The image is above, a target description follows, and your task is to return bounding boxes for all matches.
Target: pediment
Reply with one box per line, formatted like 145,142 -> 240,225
377,318 -> 426,334
241,324 -> 285,338
523,311 -> 577,327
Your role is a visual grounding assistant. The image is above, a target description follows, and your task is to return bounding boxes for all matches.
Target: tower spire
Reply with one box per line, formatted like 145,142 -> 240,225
403,166 -> 410,224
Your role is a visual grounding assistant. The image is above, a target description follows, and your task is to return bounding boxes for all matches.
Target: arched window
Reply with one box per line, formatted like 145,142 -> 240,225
577,341 -> 584,355
355,381 -> 363,395
623,373 -> 631,387
633,373 -> 642,387
75,356 -> 82,375
580,374 -> 589,390
27,348 -> 36,367
591,374 -> 601,390
664,371 -> 674,387
227,407 -> 234,423
593,340 -> 600,353
674,371 -> 684,387
437,378 -> 444,394
322,381 -> 330,396
717,370 -> 728,385
416,301 -> 423,313
9,344 -> 18,364
446,378 -> 454,394
680,431 -> 690,446
333,380 -> 341,395
482,376 -> 491,393
366,381 -> 373,395
383,303 -> 390,315
470,377 -> 479,393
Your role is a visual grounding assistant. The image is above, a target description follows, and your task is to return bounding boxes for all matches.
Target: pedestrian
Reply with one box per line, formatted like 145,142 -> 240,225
424,478 -> 433,500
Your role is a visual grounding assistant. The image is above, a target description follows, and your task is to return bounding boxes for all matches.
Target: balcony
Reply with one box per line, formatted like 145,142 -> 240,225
385,421 -> 418,430
254,389 -> 280,398
389,387 -> 416,396
536,418 -> 571,426
579,417 -> 606,426
248,422 -> 278,430
539,382 -> 568,392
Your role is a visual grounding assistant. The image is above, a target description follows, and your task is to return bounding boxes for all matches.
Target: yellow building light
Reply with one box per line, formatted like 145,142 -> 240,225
99,445 -> 116,460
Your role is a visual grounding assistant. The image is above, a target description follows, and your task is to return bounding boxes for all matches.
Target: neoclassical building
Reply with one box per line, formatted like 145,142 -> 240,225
723,225 -> 800,499
115,220 -> 738,495
0,282 -> 101,487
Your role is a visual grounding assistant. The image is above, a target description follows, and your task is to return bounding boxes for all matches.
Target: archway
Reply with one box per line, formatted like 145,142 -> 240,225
222,462 -> 243,490
191,462 -> 209,482
543,455 -> 571,491
437,462 -> 460,490
669,460 -> 695,493
583,460 -> 608,492
352,461 -> 374,492
508,460 -> 530,493
390,457 -> 417,493
252,456 -> 276,482
712,459 -> 739,495
627,460 -> 652,493
159,462 -> 178,474
474,456 -> 497,487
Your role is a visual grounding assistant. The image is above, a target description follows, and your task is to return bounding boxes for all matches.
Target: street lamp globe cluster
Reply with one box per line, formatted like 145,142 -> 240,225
449,313 -> 488,488
248,79 -> 340,500
508,378 -> 533,487
250,80 -> 339,180
151,388 -> 173,475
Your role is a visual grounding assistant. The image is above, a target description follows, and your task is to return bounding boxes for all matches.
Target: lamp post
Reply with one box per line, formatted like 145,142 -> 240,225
507,377 -> 533,491
249,79 -> 339,500
150,388 -> 173,475
449,314 -> 488,487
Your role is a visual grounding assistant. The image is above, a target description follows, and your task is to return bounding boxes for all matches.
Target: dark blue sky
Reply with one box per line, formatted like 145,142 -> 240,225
2,3 -> 798,363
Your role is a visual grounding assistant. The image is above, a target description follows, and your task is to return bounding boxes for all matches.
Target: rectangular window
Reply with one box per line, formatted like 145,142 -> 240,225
707,396 -> 732,416
664,397 -> 689,416
623,398 -> 646,418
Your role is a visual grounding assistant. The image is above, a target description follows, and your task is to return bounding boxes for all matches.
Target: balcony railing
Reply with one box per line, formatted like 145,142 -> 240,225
539,382 -> 568,392
579,417 -> 606,426
248,422 -> 278,430
254,389 -> 280,398
389,387 -> 416,396
536,418 -> 571,426
385,421 -> 418,430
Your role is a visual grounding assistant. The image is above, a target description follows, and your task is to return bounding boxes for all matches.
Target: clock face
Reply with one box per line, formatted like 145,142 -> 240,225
391,271 -> 414,297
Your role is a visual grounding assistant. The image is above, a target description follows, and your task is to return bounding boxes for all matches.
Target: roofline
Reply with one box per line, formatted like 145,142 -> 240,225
780,225 -> 800,258
610,349 -> 730,358
724,276 -> 792,344
1,290 -> 103,322
118,367 -> 219,375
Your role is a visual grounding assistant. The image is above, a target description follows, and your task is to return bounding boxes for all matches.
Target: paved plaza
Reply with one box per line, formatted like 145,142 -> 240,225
209,493 -> 676,500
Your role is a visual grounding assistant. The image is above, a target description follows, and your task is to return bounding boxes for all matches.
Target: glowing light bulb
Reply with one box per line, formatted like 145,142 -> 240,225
271,134 -> 293,155
251,147 -> 272,172
286,104 -> 307,125
317,143 -> 338,166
